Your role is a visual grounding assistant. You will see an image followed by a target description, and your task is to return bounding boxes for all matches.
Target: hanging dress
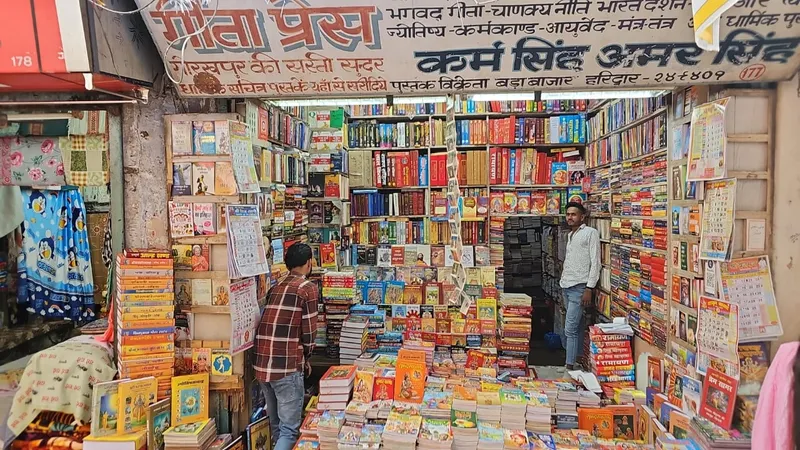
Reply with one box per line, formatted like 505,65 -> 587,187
17,189 -> 95,322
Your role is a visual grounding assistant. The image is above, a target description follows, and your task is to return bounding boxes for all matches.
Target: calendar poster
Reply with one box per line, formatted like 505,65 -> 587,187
696,296 -> 740,377
226,205 -> 270,278
230,122 -> 260,194
721,256 -> 783,341
229,277 -> 260,355
700,179 -> 736,261
687,98 -> 729,181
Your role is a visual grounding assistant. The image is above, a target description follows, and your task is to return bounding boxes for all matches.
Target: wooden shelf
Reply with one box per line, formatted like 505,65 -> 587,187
670,301 -> 699,317
173,234 -> 227,245
589,106 -> 668,142
172,195 -> 239,204
609,241 -> 667,255
611,215 -> 668,221
587,147 -> 668,170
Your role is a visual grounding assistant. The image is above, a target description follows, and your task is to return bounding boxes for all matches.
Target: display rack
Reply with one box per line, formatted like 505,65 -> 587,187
164,113 -> 249,435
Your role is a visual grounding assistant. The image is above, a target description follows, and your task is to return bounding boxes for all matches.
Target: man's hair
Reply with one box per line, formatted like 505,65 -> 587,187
285,243 -> 313,269
565,202 -> 586,214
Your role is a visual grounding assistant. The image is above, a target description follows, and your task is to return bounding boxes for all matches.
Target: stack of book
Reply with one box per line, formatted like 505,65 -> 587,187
115,249 -> 175,400
475,391 -> 501,423
451,409 -> 479,449
477,421 -> 504,450
418,417 -> 453,449
499,388 -> 527,430
588,325 -> 635,394
383,411 -> 423,450
524,391 -> 551,434
163,418 -> 216,450
317,410 -> 345,450
318,365 -> 357,411
300,411 -> 320,436
497,293 -> 532,375
422,389 -> 453,420
503,429 -> 530,450
349,304 -> 386,350
322,272 -> 357,359
340,315 -> 369,364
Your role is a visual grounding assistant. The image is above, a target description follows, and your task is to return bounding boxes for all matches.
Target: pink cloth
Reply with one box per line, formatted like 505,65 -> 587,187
752,341 -> 799,450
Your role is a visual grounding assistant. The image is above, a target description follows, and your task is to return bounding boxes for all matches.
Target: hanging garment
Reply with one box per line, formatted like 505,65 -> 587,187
68,110 -> 107,135
0,136 -> 66,186
0,186 -> 24,237
752,341 -> 799,450
59,135 -> 109,186
17,188 -> 95,322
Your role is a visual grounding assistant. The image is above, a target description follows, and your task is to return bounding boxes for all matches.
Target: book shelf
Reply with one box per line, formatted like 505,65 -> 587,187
164,113 -> 249,434
345,100 -> 590,280
584,96 -> 670,353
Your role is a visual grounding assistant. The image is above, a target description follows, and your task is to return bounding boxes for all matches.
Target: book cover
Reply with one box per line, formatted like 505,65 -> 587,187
171,244 -> 193,270
175,279 -> 192,308
373,372 -> 395,401
118,377 -> 158,434
191,279 -> 212,306
636,404 -> 655,443
192,348 -> 211,374
172,163 -> 192,195
395,360 -> 426,403
668,410 -> 692,439
247,416 -> 271,450
546,191 -> 561,215
193,121 -> 216,155
320,366 -> 356,388
551,162 -> 568,186
214,161 -> 238,195
168,201 -> 194,238
531,191 -> 546,214
214,120 -> 231,155
171,374 -> 209,426
211,349 -> 233,376
699,367 -> 737,430
609,404 -> 636,440
90,379 -> 127,437
352,370 -> 375,403
192,162 -> 215,195
577,407 -> 613,439
146,398 -> 171,450
212,279 -> 230,306
192,203 -> 215,235
171,121 -> 193,156
738,342 -> 769,395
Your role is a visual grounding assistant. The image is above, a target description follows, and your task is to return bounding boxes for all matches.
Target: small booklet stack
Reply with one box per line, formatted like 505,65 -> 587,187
383,411 -> 422,450
340,315 -> 369,364
503,429 -> 530,450
476,391 -> 501,422
318,365 -> 357,411
588,325 -> 635,394
524,391 -> 551,434
497,294 -> 533,374
322,272 -> 357,359
317,410 -> 345,450
418,417 -> 453,449
477,421 -> 503,450
450,409 -> 478,450
115,249 -> 175,400
422,389 -> 453,420
499,388 -> 527,430
163,418 -> 216,450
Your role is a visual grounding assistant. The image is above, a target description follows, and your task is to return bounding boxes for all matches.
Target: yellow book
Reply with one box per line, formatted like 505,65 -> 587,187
118,311 -> 175,321
119,342 -> 175,357
84,429 -> 147,450
119,293 -> 175,302
163,418 -> 212,436
117,377 -> 158,434
171,373 -> 209,426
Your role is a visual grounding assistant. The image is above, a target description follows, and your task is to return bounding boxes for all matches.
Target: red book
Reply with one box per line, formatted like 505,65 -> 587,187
489,148 -> 498,184
699,367 -> 738,430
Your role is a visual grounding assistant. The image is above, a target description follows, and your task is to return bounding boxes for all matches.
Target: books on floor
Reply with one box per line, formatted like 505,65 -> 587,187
162,418 -> 216,450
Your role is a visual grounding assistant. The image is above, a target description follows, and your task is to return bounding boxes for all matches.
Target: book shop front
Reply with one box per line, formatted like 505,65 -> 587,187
1,0 -> 799,449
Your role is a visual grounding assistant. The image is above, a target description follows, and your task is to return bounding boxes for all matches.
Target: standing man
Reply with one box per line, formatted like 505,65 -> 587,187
254,243 -> 319,450
560,202 -> 601,370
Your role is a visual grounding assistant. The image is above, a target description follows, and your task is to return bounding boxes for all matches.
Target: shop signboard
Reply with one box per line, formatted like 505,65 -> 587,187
135,0 -> 800,98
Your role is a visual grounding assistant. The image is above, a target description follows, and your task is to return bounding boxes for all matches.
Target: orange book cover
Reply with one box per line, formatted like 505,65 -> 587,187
398,349 -> 427,365
394,360 -> 426,404
608,404 -> 636,440
120,332 -> 174,346
578,407 -> 614,439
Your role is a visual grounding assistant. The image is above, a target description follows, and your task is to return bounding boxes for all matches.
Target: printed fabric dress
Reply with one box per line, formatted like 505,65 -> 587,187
17,189 -> 95,322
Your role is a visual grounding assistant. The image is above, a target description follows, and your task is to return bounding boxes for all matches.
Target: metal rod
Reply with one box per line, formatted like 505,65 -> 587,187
0,100 -> 137,106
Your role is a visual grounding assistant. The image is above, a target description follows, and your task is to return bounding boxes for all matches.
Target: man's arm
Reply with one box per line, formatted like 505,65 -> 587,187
300,282 -> 319,360
586,229 -> 601,289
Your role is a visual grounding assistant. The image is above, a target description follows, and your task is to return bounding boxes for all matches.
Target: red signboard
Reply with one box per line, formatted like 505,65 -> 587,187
32,0 -> 67,73
0,0 -> 41,73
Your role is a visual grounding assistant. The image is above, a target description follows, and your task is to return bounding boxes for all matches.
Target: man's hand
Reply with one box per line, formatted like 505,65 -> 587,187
581,288 -> 593,307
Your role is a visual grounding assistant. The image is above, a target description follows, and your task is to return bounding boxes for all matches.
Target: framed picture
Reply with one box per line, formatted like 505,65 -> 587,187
247,416 -> 271,450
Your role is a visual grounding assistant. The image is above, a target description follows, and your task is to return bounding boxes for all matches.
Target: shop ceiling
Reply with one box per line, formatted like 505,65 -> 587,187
131,0 -> 800,99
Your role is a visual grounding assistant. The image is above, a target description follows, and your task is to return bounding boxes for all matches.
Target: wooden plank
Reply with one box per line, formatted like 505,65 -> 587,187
728,171 -> 768,179
191,305 -> 231,314
172,195 -> 240,204
728,134 -> 769,143
175,270 -> 229,279
735,210 -> 768,219
174,234 -> 228,245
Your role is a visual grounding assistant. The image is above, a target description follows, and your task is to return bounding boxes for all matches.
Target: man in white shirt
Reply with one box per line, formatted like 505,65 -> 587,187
560,202 -> 601,370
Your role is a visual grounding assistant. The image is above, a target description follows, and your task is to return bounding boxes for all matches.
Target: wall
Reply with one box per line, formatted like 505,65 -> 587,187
121,90 -> 222,248
771,74 -> 800,355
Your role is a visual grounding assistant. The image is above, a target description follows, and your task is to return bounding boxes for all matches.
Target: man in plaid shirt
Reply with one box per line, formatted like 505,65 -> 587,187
254,243 -> 318,450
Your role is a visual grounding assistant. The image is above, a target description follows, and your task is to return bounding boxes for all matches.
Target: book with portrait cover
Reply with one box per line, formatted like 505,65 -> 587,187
699,367 -> 738,430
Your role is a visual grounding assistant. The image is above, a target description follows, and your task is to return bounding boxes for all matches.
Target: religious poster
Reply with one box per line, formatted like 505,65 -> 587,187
226,205 -> 270,278
699,179 -> 736,261
696,296 -> 739,377
720,256 -> 783,342
230,122 -> 260,194
229,277 -> 260,355
687,98 -> 729,181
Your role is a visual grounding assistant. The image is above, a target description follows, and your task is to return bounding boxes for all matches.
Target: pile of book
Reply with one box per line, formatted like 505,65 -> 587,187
476,391 -> 501,422
477,421 -> 503,449
383,411 -> 423,450
317,410 -> 346,450
451,409 -> 478,449
318,365 -> 357,411
340,315 -> 369,364
524,391 -> 551,434
163,418 -> 216,450
497,293 -> 532,376
115,249 -> 175,400
349,304 -> 386,350
499,388 -> 527,430
418,417 -> 453,449
588,325 -> 635,394
322,271 -> 357,359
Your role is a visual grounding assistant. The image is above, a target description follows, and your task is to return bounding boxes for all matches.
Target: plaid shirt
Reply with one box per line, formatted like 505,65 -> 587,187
254,274 -> 319,383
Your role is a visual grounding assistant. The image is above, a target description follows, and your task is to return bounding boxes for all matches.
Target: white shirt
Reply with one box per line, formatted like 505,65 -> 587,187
559,224 -> 601,289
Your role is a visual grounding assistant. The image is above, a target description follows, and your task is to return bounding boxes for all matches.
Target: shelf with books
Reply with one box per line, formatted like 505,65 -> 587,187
610,215 -> 668,221
171,195 -> 240,204
610,241 -> 667,256
489,184 -> 578,189
588,105 -> 669,143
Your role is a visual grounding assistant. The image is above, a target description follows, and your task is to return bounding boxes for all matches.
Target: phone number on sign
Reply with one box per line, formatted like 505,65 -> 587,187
654,70 -> 727,83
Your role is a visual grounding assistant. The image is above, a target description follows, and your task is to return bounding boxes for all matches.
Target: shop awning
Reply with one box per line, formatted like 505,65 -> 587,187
0,0 -> 162,97
132,0 -> 800,98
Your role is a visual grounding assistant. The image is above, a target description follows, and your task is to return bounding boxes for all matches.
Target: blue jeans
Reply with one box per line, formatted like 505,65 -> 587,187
260,372 -> 305,450
563,284 -> 587,366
